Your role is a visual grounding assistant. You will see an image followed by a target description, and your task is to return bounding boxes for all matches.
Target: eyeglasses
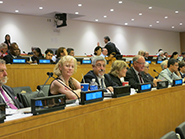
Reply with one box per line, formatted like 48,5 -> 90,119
136,61 -> 145,65
95,63 -> 106,68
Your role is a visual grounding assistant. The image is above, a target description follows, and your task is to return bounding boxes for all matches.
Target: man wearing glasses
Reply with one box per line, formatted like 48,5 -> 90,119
158,58 -> 182,83
125,55 -> 158,89
82,56 -> 116,92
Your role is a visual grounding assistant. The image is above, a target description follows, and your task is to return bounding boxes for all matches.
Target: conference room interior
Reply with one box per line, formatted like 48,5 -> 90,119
1,0 -> 185,138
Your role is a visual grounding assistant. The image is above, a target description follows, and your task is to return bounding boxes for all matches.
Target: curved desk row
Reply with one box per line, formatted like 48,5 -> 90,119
6,64 -> 162,91
0,85 -> 185,139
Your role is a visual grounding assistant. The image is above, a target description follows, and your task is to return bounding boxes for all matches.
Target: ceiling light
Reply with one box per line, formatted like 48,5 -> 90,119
110,9 -> 114,12
175,11 -> 179,14
104,15 -> 107,18
149,7 -> 152,9
39,7 -> 43,10
180,23 -> 183,26
95,19 -> 98,22
139,13 -> 142,15
156,21 -> 159,23
0,1 -> 3,4
75,12 -> 79,14
131,19 -> 134,21
124,23 -> 128,25
172,26 -> 174,28
15,10 -> 19,13
118,1 -> 123,4
78,4 -> 82,7
149,25 -> 152,27
164,16 -> 168,19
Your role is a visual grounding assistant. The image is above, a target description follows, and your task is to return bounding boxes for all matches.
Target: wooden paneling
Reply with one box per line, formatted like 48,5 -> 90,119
180,32 -> 185,53
0,85 -> 185,139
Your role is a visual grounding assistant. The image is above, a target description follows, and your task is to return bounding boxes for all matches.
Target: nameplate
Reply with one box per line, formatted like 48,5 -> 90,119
172,79 -> 183,87
31,94 -> 66,115
156,61 -> 163,64
112,85 -> 131,98
39,59 -> 51,64
80,89 -> 104,105
0,103 -> 6,123
81,60 -> 91,64
137,83 -> 152,93
12,59 -> 26,64
157,81 -> 168,89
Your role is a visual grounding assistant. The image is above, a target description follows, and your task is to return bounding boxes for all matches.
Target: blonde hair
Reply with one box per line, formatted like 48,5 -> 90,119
109,60 -> 127,77
54,55 -> 77,76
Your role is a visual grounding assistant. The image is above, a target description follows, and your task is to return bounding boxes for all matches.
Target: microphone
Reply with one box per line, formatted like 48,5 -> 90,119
153,69 -> 171,83
49,72 -> 80,100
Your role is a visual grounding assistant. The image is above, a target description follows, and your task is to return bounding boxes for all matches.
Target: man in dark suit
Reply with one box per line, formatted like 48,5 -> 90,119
178,62 -> 185,78
82,56 -> 116,92
3,42 -> 22,64
104,36 -> 121,56
125,55 -> 158,89
0,59 -> 23,109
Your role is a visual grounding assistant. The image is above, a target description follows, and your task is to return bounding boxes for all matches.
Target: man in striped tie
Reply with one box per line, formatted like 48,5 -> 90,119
0,59 -> 23,109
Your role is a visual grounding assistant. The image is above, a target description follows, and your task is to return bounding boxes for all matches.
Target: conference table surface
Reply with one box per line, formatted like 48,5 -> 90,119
0,85 -> 185,139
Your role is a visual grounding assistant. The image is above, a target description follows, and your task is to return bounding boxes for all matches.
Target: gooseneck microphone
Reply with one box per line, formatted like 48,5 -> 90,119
153,69 -> 171,83
49,72 -> 80,100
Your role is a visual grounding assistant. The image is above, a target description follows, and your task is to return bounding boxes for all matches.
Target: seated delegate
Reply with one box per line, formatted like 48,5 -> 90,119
49,55 -> 81,100
107,60 -> 128,86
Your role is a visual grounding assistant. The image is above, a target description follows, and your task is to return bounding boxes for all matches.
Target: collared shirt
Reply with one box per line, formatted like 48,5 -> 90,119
0,87 -> 15,108
96,75 -> 106,88
158,68 -> 181,83
133,67 -> 144,83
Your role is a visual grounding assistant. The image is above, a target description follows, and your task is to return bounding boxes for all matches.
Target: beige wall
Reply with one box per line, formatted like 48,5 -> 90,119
0,12 -> 180,55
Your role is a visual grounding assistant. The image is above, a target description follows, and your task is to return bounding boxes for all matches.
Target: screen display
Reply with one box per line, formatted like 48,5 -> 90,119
141,84 -> 151,90
82,60 -> 91,64
86,91 -> 102,101
145,61 -> 151,64
156,61 -> 163,64
39,59 -> 51,64
13,59 -> 26,63
175,79 -> 182,85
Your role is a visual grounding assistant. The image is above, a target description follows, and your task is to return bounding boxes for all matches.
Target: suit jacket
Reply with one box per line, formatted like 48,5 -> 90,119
140,72 -> 154,83
179,72 -> 185,78
0,85 -> 24,108
3,53 -> 22,64
104,42 -> 121,56
125,67 -> 153,89
82,70 -> 117,88
107,73 -> 122,86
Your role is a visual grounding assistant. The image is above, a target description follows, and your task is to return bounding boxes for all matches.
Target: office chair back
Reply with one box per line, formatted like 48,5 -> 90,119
160,131 -> 179,139
37,84 -> 50,96
176,121 -> 185,139
12,86 -> 32,96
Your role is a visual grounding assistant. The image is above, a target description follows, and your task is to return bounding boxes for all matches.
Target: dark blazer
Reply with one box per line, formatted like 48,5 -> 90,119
107,73 -> 122,86
104,42 -> 121,56
125,67 -> 153,89
179,72 -> 185,78
0,85 -> 24,108
3,53 -> 22,64
82,70 -> 117,88
140,71 -> 154,82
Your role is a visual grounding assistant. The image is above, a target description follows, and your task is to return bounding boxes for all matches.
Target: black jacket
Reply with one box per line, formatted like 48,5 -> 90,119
82,70 -> 117,88
104,42 -> 121,56
3,53 -> 23,64
107,73 -> 122,86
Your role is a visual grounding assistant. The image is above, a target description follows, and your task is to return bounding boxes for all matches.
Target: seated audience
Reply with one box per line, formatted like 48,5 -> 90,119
52,50 -> 57,62
138,50 -> 145,56
108,60 -> 128,86
125,55 -> 158,89
82,56 -> 116,92
170,51 -> 179,60
3,43 -> 22,64
144,51 -> 149,60
67,48 -> 74,56
0,59 -> 23,109
49,55 -> 81,100
161,60 -> 168,70
141,62 -> 161,84
91,46 -> 102,61
31,47 -> 44,63
164,52 -> 169,59
100,48 -> 108,58
105,52 -> 116,65
178,52 -> 185,61
178,62 -> 185,78
157,51 -> 165,61
158,58 -> 182,83
45,49 -> 54,60
4,34 -> 11,50
56,47 -> 68,63
0,43 -> 8,58
156,49 -> 163,55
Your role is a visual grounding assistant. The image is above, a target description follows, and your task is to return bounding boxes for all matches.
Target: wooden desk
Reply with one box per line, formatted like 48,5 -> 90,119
6,64 -> 161,91
0,85 -> 185,139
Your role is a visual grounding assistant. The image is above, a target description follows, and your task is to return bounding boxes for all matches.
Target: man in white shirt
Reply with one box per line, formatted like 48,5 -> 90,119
100,48 -> 108,58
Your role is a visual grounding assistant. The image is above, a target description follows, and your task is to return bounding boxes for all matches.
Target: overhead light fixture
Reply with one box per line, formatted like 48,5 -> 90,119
156,21 -> 159,23
75,12 -> 79,14
118,1 -> 123,4
164,16 -> 168,19
149,7 -> 152,9
149,25 -> 152,27
175,11 -> 179,14
139,13 -> 142,15
39,7 -> 43,10
110,9 -> 114,12
95,19 -> 98,22
104,15 -> 107,18
172,26 -> 174,28
131,19 -> 134,21
78,4 -> 82,7
180,23 -> 183,25
15,10 -> 19,13
124,23 -> 128,25
0,1 -> 3,4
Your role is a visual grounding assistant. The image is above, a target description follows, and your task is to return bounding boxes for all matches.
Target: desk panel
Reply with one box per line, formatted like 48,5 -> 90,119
0,85 -> 184,139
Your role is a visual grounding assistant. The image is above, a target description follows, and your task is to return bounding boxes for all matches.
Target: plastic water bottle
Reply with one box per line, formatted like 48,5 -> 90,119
90,79 -> 98,91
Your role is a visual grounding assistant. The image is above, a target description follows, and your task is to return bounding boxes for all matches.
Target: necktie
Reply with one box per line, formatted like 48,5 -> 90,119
138,73 -> 143,83
101,78 -> 105,88
0,87 -> 17,109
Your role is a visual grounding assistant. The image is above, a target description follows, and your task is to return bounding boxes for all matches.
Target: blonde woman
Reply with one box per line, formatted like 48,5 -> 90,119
49,55 -> 81,100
